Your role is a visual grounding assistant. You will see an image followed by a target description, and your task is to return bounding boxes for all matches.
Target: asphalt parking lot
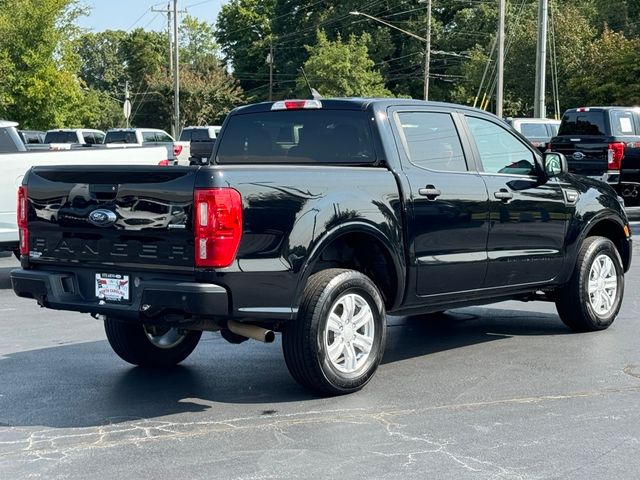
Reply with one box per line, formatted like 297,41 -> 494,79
1,224 -> 639,479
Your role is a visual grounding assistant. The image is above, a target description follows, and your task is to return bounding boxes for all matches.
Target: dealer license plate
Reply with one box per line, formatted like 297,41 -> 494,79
95,273 -> 130,302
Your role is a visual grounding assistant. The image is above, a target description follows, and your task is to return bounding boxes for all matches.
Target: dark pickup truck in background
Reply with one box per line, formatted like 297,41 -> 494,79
11,99 -> 633,395
179,125 -> 221,164
549,106 -> 640,205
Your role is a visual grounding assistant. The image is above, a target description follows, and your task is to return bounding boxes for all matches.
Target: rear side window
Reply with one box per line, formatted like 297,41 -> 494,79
520,123 -> 548,137
609,110 -> 636,136
156,132 -> 174,142
216,110 -> 374,164
396,111 -> 467,172
142,131 -> 158,142
558,111 -> 607,136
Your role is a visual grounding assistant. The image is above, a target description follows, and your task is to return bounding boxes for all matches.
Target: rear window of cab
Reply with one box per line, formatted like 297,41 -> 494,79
216,110 -> 375,164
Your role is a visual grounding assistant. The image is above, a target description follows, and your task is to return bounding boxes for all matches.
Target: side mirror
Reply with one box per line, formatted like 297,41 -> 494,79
543,152 -> 567,178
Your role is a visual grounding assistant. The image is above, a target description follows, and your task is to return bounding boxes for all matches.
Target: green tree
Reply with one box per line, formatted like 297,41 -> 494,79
74,30 -> 127,94
566,28 -> 640,106
180,15 -> 219,73
148,66 -> 244,129
298,31 -> 391,98
0,0 -> 95,129
216,0 -> 276,98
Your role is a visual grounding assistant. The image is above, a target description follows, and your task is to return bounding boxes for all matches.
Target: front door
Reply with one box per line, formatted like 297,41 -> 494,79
390,108 -> 490,297
463,115 -> 569,288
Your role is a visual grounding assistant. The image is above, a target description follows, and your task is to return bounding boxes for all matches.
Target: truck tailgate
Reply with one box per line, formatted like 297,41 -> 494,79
25,165 -> 197,273
550,136 -> 611,176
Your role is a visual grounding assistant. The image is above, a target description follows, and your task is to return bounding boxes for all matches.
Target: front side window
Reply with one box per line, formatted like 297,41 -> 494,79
396,111 -> 467,172
609,110 -> 636,136
467,116 -> 536,176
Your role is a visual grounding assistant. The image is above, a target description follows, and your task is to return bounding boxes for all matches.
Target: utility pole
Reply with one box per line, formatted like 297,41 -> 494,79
424,0 -> 432,101
496,0 -> 505,118
152,2 -> 185,136
172,0 -> 180,138
123,81 -> 131,128
167,1 -> 173,77
417,0 -> 432,100
534,0 -> 548,118
267,38 -> 274,101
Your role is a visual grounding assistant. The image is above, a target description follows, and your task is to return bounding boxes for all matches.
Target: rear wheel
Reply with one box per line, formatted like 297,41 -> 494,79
282,269 -> 387,396
556,236 -> 624,332
104,317 -> 202,367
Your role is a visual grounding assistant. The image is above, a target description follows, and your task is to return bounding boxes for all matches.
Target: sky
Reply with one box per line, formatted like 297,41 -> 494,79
76,0 -> 225,32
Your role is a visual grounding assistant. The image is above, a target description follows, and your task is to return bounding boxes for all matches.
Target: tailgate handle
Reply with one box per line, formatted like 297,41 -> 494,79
90,184 -> 119,200
418,185 -> 441,200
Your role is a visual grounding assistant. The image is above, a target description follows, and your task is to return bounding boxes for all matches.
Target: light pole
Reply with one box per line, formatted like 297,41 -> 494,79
350,10 -> 431,100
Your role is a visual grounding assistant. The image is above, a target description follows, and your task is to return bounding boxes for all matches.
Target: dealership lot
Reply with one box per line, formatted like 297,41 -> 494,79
1,225 -> 639,479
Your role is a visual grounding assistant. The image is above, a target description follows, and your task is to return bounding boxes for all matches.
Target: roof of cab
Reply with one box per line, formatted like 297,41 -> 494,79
229,97 -> 498,116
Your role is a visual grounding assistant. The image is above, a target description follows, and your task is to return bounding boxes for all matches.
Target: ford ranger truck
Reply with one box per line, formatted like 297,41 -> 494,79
11,99 -> 633,395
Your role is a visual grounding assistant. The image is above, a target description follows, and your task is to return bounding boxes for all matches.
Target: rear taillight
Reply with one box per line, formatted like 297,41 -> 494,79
194,188 -> 243,268
158,159 -> 170,166
173,144 -> 183,157
17,186 -> 28,255
607,142 -> 625,170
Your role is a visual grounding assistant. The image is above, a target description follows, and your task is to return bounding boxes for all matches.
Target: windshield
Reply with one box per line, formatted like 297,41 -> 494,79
217,110 -> 375,164
558,111 -> 607,136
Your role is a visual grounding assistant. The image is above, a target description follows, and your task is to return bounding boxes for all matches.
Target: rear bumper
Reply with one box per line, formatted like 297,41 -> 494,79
10,268 -> 229,321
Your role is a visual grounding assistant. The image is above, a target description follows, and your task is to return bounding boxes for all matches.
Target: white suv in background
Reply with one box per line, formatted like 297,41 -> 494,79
103,128 -> 190,164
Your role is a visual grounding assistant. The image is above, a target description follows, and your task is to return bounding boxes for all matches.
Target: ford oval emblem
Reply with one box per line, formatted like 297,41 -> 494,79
572,152 -> 585,160
88,209 -> 117,227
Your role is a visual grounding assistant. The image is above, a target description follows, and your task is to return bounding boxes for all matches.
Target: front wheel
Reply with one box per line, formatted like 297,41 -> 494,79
556,236 -> 624,332
104,317 -> 202,367
282,269 -> 387,396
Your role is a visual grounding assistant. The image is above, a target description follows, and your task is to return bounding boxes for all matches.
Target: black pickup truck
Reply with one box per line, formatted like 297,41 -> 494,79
11,99 -> 633,395
549,106 -> 640,205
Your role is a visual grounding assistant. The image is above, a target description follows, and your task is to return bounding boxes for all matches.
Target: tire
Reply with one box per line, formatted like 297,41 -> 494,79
104,317 -> 202,368
556,236 -> 624,332
282,269 -> 387,396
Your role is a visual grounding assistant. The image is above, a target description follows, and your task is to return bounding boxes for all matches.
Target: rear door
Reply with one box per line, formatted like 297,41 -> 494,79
389,107 -> 489,297
463,114 -> 569,288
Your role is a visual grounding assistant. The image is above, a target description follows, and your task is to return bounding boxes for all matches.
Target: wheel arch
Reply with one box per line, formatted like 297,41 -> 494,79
293,222 -> 406,312
581,215 -> 631,272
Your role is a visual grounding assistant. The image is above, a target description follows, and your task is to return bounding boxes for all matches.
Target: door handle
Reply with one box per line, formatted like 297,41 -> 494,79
494,189 -> 513,201
418,185 -> 441,199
